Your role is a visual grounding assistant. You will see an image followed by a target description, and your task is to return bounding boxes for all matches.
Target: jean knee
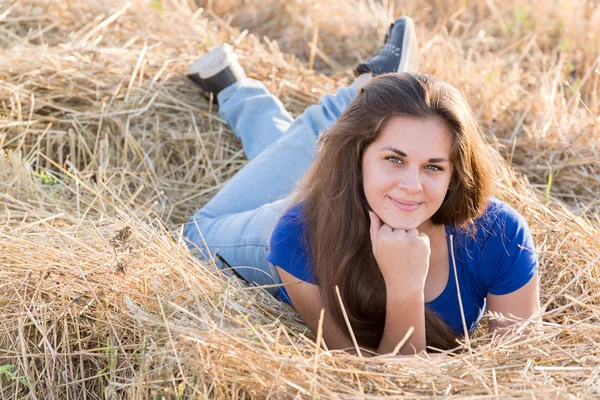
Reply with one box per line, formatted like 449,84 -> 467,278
183,211 -> 214,259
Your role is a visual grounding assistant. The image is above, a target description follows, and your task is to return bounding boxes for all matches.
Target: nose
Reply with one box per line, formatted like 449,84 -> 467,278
397,166 -> 423,194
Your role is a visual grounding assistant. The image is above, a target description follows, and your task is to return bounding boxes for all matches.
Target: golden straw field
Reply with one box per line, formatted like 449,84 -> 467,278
1,0 -> 599,398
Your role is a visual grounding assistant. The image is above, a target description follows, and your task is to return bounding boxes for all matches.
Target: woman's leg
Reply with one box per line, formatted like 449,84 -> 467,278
186,80 -> 357,222
187,44 -> 296,161
217,78 -> 295,161
184,81 -> 358,290
185,197 -> 292,295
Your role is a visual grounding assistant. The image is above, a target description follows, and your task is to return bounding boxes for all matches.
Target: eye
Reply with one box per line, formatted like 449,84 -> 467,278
425,165 -> 444,172
385,156 -> 403,165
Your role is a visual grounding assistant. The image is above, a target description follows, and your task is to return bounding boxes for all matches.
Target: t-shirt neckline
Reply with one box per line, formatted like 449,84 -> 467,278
425,224 -> 457,305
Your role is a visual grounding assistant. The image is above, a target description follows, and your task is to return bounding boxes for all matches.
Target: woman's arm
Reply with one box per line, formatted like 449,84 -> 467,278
278,267 -> 427,355
276,267 -> 356,351
277,267 -> 425,355
376,289 -> 426,354
484,203 -> 540,335
486,272 -> 540,334
368,211 -> 430,354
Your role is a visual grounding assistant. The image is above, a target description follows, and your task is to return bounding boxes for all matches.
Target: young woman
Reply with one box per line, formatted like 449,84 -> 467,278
184,17 -> 540,355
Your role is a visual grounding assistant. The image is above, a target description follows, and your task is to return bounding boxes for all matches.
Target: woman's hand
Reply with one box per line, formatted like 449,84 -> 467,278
368,211 -> 431,293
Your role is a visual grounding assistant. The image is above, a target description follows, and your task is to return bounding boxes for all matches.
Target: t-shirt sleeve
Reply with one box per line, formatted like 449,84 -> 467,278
266,204 -> 316,284
484,203 -> 538,296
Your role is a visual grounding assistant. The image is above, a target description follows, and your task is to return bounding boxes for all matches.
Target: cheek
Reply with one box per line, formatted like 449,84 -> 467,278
363,165 -> 391,194
362,171 -> 378,200
361,158 -> 387,201
424,175 -> 452,200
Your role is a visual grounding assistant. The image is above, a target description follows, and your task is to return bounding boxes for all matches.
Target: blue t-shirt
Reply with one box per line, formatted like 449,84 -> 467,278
266,197 -> 538,335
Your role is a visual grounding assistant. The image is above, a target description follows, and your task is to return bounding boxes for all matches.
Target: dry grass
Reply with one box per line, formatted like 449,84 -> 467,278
0,0 -> 599,398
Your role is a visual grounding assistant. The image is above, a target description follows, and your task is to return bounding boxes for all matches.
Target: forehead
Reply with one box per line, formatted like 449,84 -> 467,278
373,116 -> 453,156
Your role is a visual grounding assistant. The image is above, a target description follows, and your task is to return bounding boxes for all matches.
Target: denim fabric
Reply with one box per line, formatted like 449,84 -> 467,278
183,78 -> 357,294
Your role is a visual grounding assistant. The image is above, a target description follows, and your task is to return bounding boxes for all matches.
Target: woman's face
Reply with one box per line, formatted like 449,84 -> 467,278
362,116 -> 454,231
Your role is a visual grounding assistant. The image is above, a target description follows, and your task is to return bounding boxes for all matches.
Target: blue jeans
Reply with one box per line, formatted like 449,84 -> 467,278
183,78 -> 357,295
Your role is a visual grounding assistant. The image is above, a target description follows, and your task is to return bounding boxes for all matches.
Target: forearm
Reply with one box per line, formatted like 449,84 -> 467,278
376,291 -> 426,355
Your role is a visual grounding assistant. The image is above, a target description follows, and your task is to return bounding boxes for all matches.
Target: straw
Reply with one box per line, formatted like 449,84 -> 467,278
1,0 -> 599,397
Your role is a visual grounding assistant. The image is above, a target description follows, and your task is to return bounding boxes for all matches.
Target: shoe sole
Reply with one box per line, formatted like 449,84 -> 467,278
187,43 -> 246,97
397,16 -> 419,73
187,43 -> 236,80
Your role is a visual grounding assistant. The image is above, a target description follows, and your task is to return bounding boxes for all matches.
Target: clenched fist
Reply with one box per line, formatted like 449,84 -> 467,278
368,211 -> 431,293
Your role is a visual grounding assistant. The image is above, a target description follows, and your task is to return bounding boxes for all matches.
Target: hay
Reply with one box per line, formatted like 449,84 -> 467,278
0,0 -> 599,397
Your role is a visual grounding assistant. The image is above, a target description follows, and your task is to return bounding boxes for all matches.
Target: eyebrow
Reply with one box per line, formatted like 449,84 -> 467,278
381,146 -> 450,163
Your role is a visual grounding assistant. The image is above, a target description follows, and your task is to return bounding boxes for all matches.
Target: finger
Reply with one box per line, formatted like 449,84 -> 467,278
368,211 -> 381,251
387,228 -> 409,243
379,223 -> 395,235
389,227 -> 407,236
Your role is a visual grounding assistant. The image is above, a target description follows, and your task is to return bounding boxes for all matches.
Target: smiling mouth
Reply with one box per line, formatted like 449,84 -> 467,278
389,197 -> 421,212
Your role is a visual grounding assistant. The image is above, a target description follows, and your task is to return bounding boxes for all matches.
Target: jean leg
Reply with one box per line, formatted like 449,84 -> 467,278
217,78 -> 295,161
185,196 -> 293,295
183,83 -> 357,290
187,83 -> 358,222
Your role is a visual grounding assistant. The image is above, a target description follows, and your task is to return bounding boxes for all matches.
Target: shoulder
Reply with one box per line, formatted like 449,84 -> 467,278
468,197 -> 538,295
270,202 -> 306,241
281,201 -> 305,222
471,197 -> 530,240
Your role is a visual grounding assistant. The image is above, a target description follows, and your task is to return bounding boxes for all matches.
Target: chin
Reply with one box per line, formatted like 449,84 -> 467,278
392,223 -> 420,231
383,215 -> 424,231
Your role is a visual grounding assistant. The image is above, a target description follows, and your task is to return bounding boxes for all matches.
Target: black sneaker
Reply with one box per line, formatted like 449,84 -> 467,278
355,16 -> 418,75
187,44 -> 246,101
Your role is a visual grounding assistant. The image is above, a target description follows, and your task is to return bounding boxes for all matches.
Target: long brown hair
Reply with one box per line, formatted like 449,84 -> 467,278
287,73 -> 493,351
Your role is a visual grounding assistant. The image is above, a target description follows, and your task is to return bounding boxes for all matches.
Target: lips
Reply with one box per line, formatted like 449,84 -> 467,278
389,197 -> 421,212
